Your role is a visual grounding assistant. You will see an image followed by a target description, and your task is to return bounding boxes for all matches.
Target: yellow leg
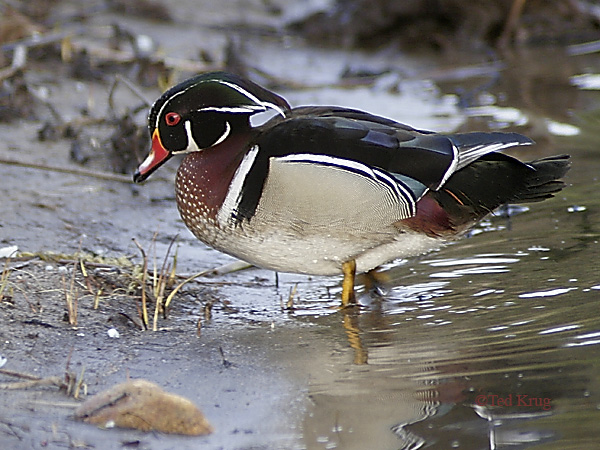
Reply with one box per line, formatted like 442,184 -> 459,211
358,268 -> 390,291
341,260 -> 357,307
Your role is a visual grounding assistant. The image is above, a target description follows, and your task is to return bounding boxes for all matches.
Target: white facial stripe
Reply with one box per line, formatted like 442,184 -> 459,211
217,145 -> 260,226
184,120 -> 201,153
170,120 -> 202,155
211,121 -> 231,147
154,77 -> 287,130
154,85 -> 196,129
215,80 -> 287,117
171,120 -> 231,155
196,105 -> 266,114
262,102 -> 286,117
216,80 -> 266,106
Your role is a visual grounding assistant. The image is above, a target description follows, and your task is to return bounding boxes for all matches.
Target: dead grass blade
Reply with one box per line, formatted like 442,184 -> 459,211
163,269 -> 210,311
0,259 -> 13,302
62,258 -> 79,327
132,238 -> 149,329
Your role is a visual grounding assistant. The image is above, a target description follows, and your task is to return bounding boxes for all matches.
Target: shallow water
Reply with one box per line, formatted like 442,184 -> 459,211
293,189 -> 600,449
216,43 -> 600,450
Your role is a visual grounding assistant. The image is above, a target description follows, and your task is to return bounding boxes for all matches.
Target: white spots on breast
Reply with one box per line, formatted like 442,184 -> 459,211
175,164 -> 224,246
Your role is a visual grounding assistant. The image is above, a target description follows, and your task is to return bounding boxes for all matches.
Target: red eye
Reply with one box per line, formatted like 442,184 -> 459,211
165,112 -> 181,126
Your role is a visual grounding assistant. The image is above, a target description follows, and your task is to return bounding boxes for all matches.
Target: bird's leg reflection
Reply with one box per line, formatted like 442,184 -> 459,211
342,309 -> 368,365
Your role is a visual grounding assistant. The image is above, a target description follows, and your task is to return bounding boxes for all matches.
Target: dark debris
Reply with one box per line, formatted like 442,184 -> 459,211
290,0 -> 600,53
0,0 -> 209,175
0,71 -> 38,121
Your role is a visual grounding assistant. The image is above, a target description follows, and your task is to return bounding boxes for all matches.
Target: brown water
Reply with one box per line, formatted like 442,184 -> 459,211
167,46 -> 600,448
281,51 -> 600,449
204,47 -> 600,449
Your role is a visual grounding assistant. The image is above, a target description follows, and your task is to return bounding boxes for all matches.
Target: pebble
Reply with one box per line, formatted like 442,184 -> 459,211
107,328 -> 120,338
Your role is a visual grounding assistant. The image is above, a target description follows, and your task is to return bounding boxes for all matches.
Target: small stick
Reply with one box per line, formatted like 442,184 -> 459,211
93,288 -> 102,310
280,283 -> 298,310
108,74 -> 152,113
0,157 -> 133,183
73,366 -> 86,399
132,239 -> 149,329
0,376 -> 64,390
498,0 -> 527,50
0,368 -> 41,381
203,300 -> 213,322
164,269 -> 211,310
0,259 -> 12,302
0,27 -> 87,52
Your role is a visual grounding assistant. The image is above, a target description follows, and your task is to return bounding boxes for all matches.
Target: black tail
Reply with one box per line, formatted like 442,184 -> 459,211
512,155 -> 571,203
431,153 -> 570,230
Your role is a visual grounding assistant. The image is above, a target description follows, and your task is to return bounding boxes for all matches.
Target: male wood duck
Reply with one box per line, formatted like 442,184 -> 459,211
134,71 -> 570,307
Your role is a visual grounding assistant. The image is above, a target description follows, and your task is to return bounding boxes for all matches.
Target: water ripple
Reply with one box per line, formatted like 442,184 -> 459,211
539,324 -> 581,335
519,288 -> 577,298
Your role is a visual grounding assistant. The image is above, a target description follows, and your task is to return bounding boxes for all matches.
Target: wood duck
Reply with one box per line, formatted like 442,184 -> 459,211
134,71 -> 570,307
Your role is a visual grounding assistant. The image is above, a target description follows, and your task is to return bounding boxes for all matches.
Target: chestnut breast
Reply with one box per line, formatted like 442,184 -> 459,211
175,135 -> 249,228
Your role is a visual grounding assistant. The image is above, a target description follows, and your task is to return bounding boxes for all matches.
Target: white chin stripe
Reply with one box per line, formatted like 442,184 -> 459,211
171,121 -> 201,155
184,121 -> 201,153
172,120 -> 232,155
211,121 -> 231,147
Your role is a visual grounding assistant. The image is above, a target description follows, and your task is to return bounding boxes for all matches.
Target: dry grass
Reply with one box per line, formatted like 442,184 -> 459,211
133,232 -> 179,331
0,258 -> 13,302
2,233 -> 208,332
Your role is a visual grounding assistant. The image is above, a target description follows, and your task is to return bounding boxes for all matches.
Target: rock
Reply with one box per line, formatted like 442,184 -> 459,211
74,379 -> 213,436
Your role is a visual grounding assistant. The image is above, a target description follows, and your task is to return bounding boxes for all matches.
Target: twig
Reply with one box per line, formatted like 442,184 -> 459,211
498,0 -> 527,50
26,400 -> 79,408
0,43 -> 27,82
0,376 -> 64,390
0,368 -> 41,381
164,269 -> 212,310
156,235 -> 178,322
80,260 -> 103,310
286,283 -> 298,310
108,74 -> 152,113
218,347 -> 233,368
0,27 -> 88,52
93,288 -> 102,310
0,157 -> 133,183
0,65 -> 19,82
204,300 -> 213,322
66,259 -> 78,326
73,366 -> 86,399
0,368 -> 69,391
132,239 -> 149,329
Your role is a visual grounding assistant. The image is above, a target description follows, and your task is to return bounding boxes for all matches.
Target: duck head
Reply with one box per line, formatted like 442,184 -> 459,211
133,72 -> 290,183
